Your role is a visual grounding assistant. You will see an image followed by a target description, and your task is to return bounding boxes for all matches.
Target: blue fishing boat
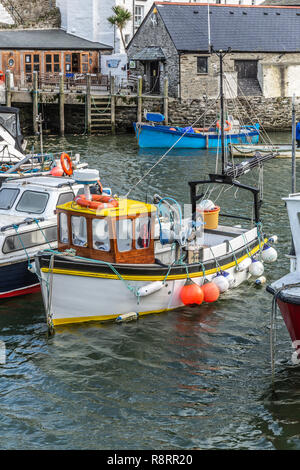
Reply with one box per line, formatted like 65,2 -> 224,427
133,114 -> 260,149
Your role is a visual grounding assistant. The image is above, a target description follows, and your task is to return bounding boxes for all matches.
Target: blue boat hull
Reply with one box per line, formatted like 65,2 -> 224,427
0,260 -> 40,299
133,123 -> 260,149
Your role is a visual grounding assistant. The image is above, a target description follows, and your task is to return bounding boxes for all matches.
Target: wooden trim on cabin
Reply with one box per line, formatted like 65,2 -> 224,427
57,209 -> 155,265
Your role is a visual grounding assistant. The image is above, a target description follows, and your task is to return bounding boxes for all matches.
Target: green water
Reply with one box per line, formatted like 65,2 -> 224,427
0,131 -> 299,450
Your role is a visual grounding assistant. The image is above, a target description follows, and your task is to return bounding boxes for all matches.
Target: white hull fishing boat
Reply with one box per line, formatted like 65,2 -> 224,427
34,160 -> 277,330
229,143 -> 298,159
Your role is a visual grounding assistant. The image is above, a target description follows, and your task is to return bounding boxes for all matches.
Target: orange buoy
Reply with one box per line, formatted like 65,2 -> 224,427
180,279 -> 204,306
169,128 -> 177,131
60,152 -> 73,176
50,166 -> 64,177
201,282 -> 220,303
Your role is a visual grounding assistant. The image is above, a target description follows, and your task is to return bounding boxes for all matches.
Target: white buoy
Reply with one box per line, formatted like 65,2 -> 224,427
138,281 -> 164,297
213,274 -> 230,293
261,244 -> 278,263
236,257 -> 252,272
222,270 -> 236,288
116,312 -> 139,323
255,276 -> 266,286
268,235 -> 278,244
249,258 -> 264,277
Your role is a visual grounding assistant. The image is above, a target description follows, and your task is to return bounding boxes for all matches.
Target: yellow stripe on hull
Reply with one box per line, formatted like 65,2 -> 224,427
42,241 -> 264,282
52,307 -> 174,326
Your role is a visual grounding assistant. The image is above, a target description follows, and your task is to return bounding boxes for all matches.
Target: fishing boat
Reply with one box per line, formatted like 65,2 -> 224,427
33,150 -> 279,330
133,113 -> 260,149
0,173 -> 107,299
229,143 -> 300,159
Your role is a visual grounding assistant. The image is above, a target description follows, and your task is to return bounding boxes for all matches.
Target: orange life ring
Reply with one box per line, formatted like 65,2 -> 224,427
0,71 -> 4,83
75,194 -> 119,211
60,152 -> 73,176
216,120 -> 232,132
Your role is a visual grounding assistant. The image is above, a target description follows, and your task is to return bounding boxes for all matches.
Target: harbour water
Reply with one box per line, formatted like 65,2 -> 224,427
0,132 -> 299,450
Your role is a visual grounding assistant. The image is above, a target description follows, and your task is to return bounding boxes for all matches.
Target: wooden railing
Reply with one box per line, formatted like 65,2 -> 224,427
11,72 -> 110,92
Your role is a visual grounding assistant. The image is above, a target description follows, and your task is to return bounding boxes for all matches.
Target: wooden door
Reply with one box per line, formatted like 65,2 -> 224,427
150,61 -> 160,94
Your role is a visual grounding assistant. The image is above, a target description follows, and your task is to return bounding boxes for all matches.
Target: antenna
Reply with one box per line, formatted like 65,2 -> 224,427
208,3 -> 211,53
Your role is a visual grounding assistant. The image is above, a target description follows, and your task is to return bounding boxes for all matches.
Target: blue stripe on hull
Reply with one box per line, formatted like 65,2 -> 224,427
0,261 -> 38,295
133,123 -> 259,149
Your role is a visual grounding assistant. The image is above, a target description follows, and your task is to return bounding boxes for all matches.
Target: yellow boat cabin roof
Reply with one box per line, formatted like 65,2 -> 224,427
57,197 -> 157,218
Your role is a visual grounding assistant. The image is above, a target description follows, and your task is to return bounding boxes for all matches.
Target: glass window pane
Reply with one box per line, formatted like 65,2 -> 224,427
59,213 -> 69,244
135,217 -> 151,249
65,54 -> 71,63
72,216 -> 87,247
25,55 -> 31,63
25,64 -> 32,73
54,63 -> 60,72
3,226 -> 56,254
57,192 -> 74,207
16,191 -> 49,214
54,54 -> 60,63
116,219 -> 132,252
33,64 -> 40,72
197,57 -> 208,74
46,54 -> 52,63
0,188 -> 19,210
65,63 -> 71,72
82,63 -> 88,72
34,54 -> 39,63
46,64 -> 52,72
92,219 -> 110,251
82,54 -> 88,63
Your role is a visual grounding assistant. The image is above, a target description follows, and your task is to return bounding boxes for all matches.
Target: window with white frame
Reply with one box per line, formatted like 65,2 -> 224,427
134,5 -> 144,28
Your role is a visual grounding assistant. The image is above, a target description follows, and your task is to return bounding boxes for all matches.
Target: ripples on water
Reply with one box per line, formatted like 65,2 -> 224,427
0,132 -> 300,449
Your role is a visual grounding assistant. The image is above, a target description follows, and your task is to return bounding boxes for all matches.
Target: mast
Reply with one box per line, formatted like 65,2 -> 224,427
219,51 -> 225,174
292,93 -> 296,194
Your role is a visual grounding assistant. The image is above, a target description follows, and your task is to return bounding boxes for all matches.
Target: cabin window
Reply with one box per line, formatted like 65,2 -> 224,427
0,188 -> 20,210
59,213 -> 69,244
135,216 -> 151,249
197,57 -> 208,74
16,191 -> 49,214
81,54 -> 89,73
116,219 -> 133,252
92,219 -> 110,252
71,216 -> 87,247
57,192 -> 75,207
3,226 -> 57,254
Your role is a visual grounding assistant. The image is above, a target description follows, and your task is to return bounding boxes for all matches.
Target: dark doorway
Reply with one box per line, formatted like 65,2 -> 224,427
234,60 -> 261,96
72,53 -> 80,73
149,61 -> 160,94
234,60 -> 257,79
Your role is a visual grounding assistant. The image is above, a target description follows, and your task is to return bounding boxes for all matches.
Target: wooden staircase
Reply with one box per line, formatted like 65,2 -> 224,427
90,96 -> 112,134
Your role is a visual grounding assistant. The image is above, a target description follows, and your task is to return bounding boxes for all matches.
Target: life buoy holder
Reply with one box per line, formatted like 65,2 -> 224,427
216,120 -> 232,132
60,152 -> 73,176
75,194 -> 119,211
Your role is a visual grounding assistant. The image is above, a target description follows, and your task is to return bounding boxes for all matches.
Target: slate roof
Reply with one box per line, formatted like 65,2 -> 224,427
131,47 -> 165,60
0,29 -> 112,50
155,3 -> 300,52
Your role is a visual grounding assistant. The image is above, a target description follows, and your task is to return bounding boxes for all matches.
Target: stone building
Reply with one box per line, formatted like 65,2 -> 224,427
127,2 -> 300,99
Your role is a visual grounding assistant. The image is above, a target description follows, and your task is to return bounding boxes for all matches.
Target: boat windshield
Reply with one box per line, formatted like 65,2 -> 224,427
0,188 -> 20,210
0,112 -> 20,138
16,190 -> 49,214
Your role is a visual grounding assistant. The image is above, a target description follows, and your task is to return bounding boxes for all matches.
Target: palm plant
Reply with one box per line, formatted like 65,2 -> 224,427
107,6 -> 132,52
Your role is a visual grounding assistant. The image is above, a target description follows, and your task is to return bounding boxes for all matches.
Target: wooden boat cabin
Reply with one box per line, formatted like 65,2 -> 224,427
56,198 -> 157,264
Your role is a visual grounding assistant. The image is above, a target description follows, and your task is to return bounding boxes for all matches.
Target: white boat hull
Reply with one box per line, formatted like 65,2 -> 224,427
37,260 -> 251,326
